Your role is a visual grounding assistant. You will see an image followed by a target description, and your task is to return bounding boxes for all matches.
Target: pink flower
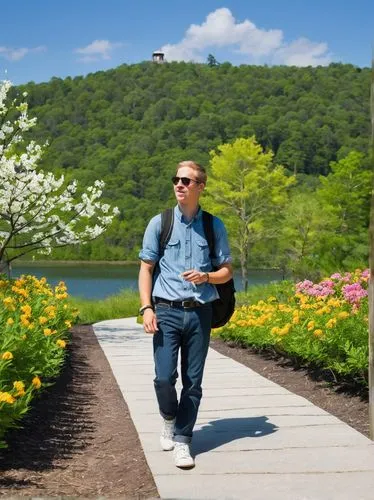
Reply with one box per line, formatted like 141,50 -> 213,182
342,283 -> 368,304
341,272 -> 352,283
296,280 -> 335,297
330,273 -> 342,280
320,280 -> 334,288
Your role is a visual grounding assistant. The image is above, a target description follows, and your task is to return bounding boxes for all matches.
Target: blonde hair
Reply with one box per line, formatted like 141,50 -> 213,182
177,161 -> 207,184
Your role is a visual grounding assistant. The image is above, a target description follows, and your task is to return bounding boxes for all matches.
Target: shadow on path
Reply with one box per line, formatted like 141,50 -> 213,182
192,416 -> 278,456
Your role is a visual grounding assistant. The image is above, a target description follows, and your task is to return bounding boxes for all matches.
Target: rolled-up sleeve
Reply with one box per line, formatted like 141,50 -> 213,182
212,217 -> 232,267
139,215 -> 161,263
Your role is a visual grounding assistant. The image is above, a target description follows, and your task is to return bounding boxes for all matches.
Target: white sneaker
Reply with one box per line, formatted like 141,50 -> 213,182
160,418 -> 175,451
173,442 -> 195,469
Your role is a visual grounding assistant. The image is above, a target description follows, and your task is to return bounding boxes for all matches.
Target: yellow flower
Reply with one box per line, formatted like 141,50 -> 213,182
279,323 -> 291,335
32,376 -> 42,389
13,381 -> 25,397
21,334 -> 27,340
56,339 -> 67,348
56,292 -> 68,300
44,328 -> 53,336
278,304 -> 292,312
315,306 -> 331,315
314,329 -> 323,337
338,311 -> 350,319
6,317 -> 14,326
20,314 -> 30,327
12,286 -> 28,298
44,305 -> 56,319
271,327 -> 280,334
65,320 -> 72,328
307,321 -> 315,331
20,304 -> 32,316
13,380 -> 25,391
3,296 -> 16,311
0,391 -> 15,404
2,351 -> 13,360
292,315 -> 300,324
13,279 -> 24,288
327,298 -> 341,308
326,318 -> 337,329
39,316 -> 48,325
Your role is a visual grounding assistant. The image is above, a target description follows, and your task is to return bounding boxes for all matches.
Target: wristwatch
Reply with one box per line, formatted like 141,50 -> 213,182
139,304 -> 154,316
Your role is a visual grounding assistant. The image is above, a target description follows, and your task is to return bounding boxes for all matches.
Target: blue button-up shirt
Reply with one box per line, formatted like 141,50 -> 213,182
139,205 -> 232,303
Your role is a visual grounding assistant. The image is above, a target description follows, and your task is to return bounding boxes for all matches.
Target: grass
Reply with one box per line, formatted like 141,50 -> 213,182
235,280 -> 294,306
68,289 -> 140,324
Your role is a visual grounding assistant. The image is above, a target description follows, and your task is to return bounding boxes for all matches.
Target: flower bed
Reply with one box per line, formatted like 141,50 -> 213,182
218,269 -> 369,386
0,275 -> 78,447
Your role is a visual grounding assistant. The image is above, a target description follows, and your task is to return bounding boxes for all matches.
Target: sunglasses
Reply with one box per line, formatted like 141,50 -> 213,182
171,176 -> 201,187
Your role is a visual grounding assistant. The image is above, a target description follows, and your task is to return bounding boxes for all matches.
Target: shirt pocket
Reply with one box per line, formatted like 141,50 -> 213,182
196,238 -> 211,265
164,239 -> 180,260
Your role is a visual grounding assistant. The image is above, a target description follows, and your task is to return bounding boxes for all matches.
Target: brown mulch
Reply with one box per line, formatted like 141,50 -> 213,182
0,326 -> 370,498
0,325 -> 159,499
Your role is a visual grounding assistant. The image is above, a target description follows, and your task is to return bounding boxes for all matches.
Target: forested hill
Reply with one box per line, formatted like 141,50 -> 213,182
19,62 -> 371,261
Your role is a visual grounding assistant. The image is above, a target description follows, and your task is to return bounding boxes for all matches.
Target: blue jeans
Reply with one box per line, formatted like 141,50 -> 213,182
153,302 -> 212,444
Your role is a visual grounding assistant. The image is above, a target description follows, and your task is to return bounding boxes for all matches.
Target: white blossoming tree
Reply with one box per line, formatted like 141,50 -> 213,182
0,80 -> 120,274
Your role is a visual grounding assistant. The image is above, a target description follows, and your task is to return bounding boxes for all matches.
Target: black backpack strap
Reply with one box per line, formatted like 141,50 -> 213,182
160,208 -> 174,254
202,211 -> 215,259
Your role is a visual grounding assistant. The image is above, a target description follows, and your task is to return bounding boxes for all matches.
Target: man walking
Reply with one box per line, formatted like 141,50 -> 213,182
138,161 -> 232,468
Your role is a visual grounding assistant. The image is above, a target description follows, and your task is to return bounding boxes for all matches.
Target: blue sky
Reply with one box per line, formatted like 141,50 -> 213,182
1,0 -> 373,85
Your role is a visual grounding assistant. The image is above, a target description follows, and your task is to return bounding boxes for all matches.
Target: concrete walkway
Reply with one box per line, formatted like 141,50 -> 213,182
93,317 -> 374,500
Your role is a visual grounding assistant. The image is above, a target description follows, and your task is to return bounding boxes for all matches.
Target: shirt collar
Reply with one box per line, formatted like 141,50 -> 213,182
174,204 -> 202,223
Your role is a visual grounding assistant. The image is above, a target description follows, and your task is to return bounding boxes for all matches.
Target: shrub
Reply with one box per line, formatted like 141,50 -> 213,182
0,275 -> 78,447
218,269 -> 369,386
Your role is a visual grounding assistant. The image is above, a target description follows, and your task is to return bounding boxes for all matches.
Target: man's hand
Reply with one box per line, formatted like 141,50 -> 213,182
143,308 -> 158,334
181,269 -> 208,285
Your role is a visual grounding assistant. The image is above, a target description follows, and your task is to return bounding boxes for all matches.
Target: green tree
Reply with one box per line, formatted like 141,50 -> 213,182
203,137 -> 295,291
207,54 -> 220,67
317,151 -> 372,269
276,192 -> 337,279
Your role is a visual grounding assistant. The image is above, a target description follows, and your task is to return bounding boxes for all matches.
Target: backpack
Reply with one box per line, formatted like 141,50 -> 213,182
159,208 -> 236,328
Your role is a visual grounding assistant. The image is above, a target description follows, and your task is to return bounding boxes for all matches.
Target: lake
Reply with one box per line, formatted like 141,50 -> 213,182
10,263 -> 284,300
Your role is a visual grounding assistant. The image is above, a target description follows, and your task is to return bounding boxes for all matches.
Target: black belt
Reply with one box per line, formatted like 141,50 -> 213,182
154,297 -> 203,308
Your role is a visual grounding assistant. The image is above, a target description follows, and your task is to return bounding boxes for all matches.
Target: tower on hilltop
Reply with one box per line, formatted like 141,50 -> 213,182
152,50 -> 165,63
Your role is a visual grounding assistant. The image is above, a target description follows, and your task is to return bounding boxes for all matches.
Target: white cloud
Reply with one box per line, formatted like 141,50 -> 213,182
0,45 -> 46,61
75,39 -> 123,63
273,38 -> 332,66
160,8 -> 332,66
